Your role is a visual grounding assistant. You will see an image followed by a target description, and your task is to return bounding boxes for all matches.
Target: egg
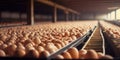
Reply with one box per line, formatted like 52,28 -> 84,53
33,37 -> 41,45
45,44 -> 56,53
0,41 -> 4,45
65,31 -> 70,36
97,52 -> 104,58
79,49 -> 87,59
26,49 -> 39,58
61,51 -> 72,59
39,42 -> 46,47
58,41 -> 65,47
17,45 -> 25,50
26,45 -> 35,51
15,49 -> 26,57
54,43 -> 62,49
71,35 -> 77,40
36,46 -> 44,53
55,55 -> 64,59
0,49 -> 6,57
1,35 -> 7,41
0,44 -> 8,50
84,49 -> 99,59
99,55 -> 113,59
5,44 -> 17,56
63,41 -> 69,45
67,47 -> 79,59
39,50 -> 50,58
24,40 -> 32,46
25,43 -> 33,48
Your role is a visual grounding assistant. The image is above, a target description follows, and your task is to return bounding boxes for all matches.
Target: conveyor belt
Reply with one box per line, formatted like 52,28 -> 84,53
82,26 -> 105,54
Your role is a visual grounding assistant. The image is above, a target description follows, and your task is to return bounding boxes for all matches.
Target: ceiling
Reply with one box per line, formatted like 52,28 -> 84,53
52,0 -> 120,13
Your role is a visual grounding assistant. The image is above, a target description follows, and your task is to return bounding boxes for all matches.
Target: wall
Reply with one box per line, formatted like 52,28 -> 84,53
79,12 -> 107,20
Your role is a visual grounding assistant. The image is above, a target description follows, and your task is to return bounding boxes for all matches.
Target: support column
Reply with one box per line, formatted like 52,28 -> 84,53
72,13 -> 74,21
75,14 -> 77,20
115,10 -> 117,20
53,6 -> 57,23
76,14 -> 78,20
77,14 -> 79,20
94,13 -> 96,20
27,0 -> 34,25
65,11 -> 69,21
0,12 -> 1,23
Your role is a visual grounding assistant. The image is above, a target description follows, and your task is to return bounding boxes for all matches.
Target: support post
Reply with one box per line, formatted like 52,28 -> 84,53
71,14 -> 75,21
27,0 -> 34,25
0,12 -> 1,23
65,11 -> 69,21
115,10 -> 117,20
53,6 -> 57,23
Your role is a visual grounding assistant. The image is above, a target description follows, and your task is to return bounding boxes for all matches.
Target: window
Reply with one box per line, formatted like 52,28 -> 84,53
111,11 -> 115,20
116,9 -> 120,19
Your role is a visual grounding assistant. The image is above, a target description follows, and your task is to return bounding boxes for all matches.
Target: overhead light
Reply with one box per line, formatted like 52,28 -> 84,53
108,7 -> 119,10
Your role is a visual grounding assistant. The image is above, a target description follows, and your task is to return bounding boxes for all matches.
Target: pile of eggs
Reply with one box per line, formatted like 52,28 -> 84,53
100,21 -> 120,39
55,47 -> 113,59
0,21 -> 97,58
100,21 -> 120,49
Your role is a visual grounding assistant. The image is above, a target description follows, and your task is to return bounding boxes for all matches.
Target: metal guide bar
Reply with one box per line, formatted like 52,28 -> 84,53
100,26 -> 105,55
81,26 -> 98,50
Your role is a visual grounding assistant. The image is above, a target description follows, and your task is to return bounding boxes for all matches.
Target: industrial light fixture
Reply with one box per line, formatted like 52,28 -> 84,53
108,7 -> 119,10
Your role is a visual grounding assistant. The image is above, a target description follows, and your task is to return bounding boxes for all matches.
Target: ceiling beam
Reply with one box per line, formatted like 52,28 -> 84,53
36,0 -> 80,15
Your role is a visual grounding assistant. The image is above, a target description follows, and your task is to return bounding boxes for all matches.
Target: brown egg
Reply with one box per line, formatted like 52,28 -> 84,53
57,41 -> 65,47
97,52 -> 104,58
0,41 -> 4,45
67,47 -> 79,59
36,46 -> 44,53
25,43 -> 33,48
63,41 -> 69,45
15,49 -> 26,57
76,33 -> 83,38
79,49 -> 87,59
54,43 -> 62,49
55,55 -> 64,59
71,35 -> 77,40
0,49 -> 6,57
99,55 -> 113,59
24,40 -> 32,46
26,45 -> 35,51
61,51 -> 72,59
1,35 -> 7,41
65,31 -> 70,36
84,49 -> 99,59
7,42 -> 13,46
30,41 -> 35,46
26,49 -> 39,58
33,37 -> 41,45
0,44 -> 8,50
45,44 -> 56,53
17,42 -> 23,46
39,50 -> 50,58
6,44 -> 17,56
39,42 -> 46,47
17,45 -> 25,50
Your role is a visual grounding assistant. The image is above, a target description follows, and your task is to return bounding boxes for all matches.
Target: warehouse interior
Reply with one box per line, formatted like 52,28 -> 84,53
0,0 -> 120,59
